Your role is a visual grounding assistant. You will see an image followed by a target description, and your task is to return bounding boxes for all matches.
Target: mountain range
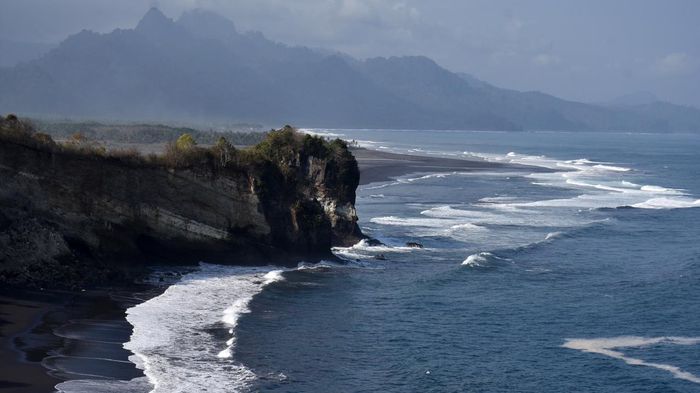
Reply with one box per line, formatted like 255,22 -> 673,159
1,7 -> 699,132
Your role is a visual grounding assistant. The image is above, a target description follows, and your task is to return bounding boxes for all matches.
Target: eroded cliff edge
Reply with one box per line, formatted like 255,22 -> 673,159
0,116 -> 363,288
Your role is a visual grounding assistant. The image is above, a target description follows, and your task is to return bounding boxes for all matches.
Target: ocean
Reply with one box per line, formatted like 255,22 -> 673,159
57,130 -> 700,393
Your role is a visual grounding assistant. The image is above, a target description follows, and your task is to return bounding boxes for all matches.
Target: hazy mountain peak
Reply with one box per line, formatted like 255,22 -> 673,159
2,8 -> 699,131
177,8 -> 238,41
367,55 -> 437,68
135,7 -> 174,34
456,73 -> 493,89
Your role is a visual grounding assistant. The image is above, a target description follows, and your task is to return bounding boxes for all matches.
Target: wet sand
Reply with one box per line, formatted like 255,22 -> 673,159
352,148 -> 522,185
0,286 -> 162,393
0,292 -> 61,393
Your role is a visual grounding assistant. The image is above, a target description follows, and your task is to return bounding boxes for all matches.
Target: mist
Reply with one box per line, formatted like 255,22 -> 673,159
1,0 -> 698,107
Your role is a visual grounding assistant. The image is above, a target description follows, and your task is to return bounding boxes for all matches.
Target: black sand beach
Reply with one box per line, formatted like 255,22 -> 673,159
0,292 -> 61,393
353,148 -> 516,185
0,286 -> 161,393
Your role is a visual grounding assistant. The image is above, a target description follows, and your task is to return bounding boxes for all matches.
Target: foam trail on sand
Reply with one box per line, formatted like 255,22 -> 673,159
563,336 -> 700,384
56,377 -> 153,393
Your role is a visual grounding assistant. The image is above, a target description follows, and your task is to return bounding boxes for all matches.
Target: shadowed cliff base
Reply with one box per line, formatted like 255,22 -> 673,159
0,115 -> 363,289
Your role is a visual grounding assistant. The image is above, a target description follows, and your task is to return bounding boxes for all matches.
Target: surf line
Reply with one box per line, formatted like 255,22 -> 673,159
563,336 -> 700,384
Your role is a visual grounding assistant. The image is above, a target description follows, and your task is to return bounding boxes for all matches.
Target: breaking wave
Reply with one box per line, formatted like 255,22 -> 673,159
364,148 -> 698,268
124,264 -> 287,393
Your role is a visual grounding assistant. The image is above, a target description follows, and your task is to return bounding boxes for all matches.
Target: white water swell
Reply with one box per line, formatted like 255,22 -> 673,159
464,151 -> 700,211
563,336 -> 700,384
462,252 -> 495,267
123,264 -> 287,393
358,147 -> 699,265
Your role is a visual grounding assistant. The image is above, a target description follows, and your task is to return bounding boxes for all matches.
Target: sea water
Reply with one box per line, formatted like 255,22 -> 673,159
59,130 -> 700,392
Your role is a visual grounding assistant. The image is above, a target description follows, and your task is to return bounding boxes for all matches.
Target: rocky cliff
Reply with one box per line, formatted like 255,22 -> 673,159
0,116 -> 363,288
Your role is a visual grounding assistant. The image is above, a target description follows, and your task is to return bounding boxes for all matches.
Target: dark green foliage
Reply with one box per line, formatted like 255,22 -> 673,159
33,119 -> 267,146
303,134 -> 331,158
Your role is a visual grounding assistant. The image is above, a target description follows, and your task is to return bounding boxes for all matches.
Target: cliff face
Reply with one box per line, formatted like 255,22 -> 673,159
0,118 -> 362,288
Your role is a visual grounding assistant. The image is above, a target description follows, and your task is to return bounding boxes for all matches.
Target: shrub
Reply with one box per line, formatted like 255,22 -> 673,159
175,133 -> 197,150
161,134 -> 211,168
61,131 -> 107,155
0,113 -> 35,138
108,148 -> 144,164
213,136 -> 236,167
33,133 -> 56,147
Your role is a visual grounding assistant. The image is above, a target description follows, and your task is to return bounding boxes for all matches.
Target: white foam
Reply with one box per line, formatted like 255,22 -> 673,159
298,129 -> 345,139
450,223 -> 487,232
122,264 -> 286,393
56,377 -> 153,393
462,252 -> 493,267
370,216 -> 456,228
563,336 -> 700,384
545,231 -> 564,240
361,146 -> 698,266
632,198 -> 700,209
593,164 -> 631,172
341,239 -> 414,253
216,269 -> 285,359
331,239 -> 417,261
421,205 -> 587,228
469,150 -> 697,211
640,185 -> 685,194
403,173 -> 449,182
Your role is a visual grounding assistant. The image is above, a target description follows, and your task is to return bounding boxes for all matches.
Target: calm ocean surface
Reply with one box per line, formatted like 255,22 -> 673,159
58,130 -> 700,393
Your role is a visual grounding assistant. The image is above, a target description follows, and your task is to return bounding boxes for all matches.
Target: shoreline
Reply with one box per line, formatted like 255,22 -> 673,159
352,147 -> 538,185
0,284 -> 165,393
0,147 -> 532,392
0,290 -> 62,393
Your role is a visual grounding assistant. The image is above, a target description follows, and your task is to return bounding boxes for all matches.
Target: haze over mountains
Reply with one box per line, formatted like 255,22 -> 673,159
2,8 -> 699,132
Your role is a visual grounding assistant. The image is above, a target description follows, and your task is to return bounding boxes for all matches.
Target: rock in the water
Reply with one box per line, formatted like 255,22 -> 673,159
406,241 -> 424,248
365,238 -> 385,247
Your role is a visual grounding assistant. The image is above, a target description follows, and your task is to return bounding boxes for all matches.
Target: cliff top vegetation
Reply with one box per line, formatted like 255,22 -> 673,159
0,114 -> 357,186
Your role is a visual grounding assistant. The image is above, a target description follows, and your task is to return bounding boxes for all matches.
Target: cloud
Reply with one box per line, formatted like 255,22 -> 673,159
504,15 -> 526,38
531,53 -> 561,67
173,0 -> 426,57
652,52 -> 695,76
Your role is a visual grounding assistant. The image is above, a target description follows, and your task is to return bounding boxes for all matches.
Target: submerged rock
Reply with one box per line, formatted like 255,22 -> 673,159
0,118 -> 363,288
406,241 -> 424,248
365,238 -> 385,247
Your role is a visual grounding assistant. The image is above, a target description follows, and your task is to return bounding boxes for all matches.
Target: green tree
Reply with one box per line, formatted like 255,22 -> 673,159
176,133 -> 197,150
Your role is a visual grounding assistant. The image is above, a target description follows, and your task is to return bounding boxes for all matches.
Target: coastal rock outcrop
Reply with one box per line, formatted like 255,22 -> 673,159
0,117 -> 363,288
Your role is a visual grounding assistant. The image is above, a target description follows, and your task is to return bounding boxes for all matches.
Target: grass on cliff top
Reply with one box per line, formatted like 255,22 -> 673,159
0,114 -> 354,175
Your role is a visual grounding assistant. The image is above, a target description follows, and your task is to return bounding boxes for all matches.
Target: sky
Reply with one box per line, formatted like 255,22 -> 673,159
1,0 -> 699,107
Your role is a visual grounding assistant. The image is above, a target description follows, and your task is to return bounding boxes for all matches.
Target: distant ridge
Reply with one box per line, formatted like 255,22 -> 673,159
1,8 -> 700,132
